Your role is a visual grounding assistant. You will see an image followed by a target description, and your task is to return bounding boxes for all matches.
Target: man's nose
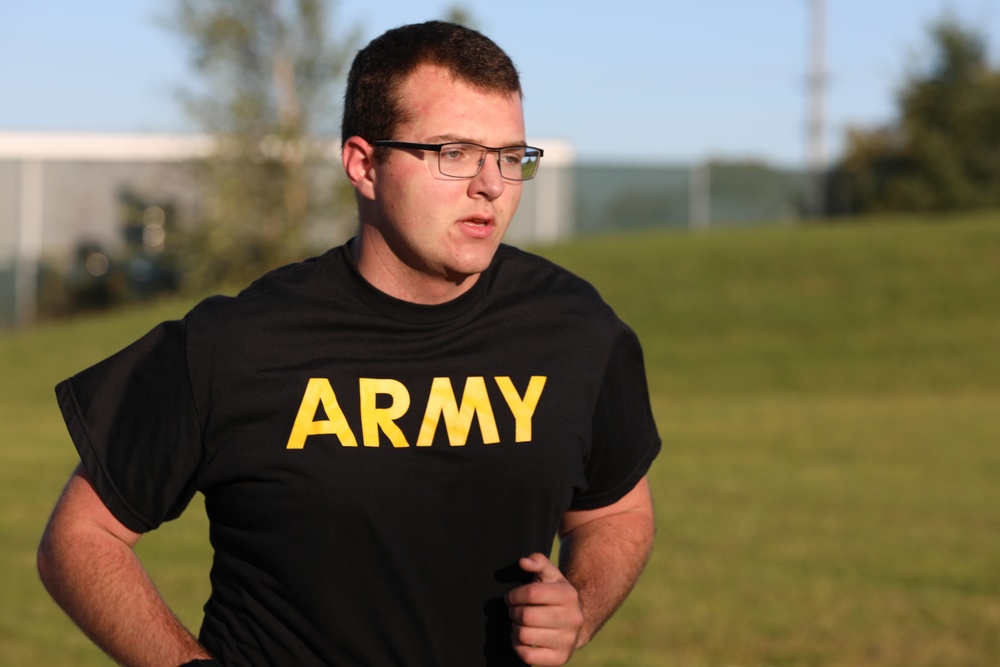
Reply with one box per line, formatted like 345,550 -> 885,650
469,151 -> 506,200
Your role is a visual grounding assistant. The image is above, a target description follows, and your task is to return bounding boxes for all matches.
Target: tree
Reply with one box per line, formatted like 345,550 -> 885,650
443,5 -> 479,30
163,0 -> 360,288
833,15 -> 1000,214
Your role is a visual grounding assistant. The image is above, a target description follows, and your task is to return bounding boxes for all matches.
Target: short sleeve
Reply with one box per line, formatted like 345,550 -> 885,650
55,318 -> 205,533
571,326 -> 661,511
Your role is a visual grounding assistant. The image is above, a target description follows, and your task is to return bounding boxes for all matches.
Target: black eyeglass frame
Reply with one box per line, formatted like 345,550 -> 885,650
372,140 -> 544,181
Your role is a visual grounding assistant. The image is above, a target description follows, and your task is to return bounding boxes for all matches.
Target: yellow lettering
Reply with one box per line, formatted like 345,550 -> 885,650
416,377 -> 499,447
495,376 -> 547,442
359,378 -> 411,448
286,375 -> 546,451
285,378 -> 358,449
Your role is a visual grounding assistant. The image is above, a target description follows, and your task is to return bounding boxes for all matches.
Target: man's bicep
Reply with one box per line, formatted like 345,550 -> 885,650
559,476 -> 654,538
44,463 -> 144,549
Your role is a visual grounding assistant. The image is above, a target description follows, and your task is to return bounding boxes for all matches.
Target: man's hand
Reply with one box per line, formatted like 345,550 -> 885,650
505,553 -> 584,666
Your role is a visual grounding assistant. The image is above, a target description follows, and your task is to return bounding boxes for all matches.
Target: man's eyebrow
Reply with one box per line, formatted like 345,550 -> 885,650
426,134 -> 528,146
426,133 -> 467,143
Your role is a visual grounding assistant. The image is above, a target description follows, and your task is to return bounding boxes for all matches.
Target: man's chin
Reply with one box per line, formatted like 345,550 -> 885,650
445,268 -> 481,288
446,247 -> 501,282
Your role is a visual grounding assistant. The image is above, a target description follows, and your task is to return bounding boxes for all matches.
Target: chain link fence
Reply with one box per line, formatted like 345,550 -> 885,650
1,142 -> 820,329
572,162 -> 816,234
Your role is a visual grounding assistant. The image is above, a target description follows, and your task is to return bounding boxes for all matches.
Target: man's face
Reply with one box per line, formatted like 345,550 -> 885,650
365,63 -> 525,295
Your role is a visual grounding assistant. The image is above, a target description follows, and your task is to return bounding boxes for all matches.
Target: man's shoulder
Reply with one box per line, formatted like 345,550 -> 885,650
186,247 -> 351,329
241,247 -> 347,301
492,244 -> 612,311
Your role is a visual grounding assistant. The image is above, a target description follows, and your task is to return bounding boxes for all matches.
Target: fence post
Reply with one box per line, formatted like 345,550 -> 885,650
15,159 -> 43,327
689,161 -> 711,230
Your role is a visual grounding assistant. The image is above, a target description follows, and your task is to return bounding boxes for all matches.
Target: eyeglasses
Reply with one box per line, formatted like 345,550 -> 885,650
373,141 -> 544,181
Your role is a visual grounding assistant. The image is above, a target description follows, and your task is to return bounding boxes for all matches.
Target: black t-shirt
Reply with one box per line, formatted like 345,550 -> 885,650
56,243 -> 661,666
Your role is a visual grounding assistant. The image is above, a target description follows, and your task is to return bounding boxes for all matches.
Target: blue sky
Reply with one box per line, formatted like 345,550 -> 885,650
1,1 -> 998,166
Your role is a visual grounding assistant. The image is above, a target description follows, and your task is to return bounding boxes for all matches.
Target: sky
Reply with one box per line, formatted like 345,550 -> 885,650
1,1 -> 998,167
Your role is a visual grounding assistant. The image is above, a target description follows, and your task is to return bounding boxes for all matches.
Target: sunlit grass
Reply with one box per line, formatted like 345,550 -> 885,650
3,211 -> 999,665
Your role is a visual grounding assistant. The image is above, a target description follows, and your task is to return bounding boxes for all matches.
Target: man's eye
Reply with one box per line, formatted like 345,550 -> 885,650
441,149 -> 467,161
501,153 -> 523,165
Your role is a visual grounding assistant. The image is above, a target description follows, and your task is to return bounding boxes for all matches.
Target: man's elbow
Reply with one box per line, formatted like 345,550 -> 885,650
37,518 -> 68,596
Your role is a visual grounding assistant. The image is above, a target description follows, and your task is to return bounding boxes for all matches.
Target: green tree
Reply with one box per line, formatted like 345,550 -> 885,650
443,5 -> 479,30
834,16 -> 1000,214
164,0 -> 360,288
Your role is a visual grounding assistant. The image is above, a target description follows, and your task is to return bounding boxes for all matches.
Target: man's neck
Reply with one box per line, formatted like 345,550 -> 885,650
349,235 -> 480,306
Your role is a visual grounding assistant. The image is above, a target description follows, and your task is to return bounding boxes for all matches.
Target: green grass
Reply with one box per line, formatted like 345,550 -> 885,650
3,211 -> 999,665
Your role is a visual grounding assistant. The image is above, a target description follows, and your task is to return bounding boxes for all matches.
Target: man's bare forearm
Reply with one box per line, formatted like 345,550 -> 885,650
558,477 -> 656,647
37,468 -> 212,667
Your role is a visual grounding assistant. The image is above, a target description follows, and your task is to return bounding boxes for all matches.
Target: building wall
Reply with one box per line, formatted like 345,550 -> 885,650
0,132 -> 576,328
0,132 -> 812,329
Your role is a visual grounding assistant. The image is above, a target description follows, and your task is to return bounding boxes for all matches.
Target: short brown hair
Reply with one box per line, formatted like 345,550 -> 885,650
341,21 -> 522,160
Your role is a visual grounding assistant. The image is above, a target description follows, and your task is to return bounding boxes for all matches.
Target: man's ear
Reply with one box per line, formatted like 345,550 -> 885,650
342,136 -> 377,201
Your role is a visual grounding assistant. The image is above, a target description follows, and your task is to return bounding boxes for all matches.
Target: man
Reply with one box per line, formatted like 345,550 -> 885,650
38,21 -> 660,667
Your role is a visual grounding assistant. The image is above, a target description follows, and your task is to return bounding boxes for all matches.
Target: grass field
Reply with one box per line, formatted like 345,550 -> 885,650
2,211 -> 999,665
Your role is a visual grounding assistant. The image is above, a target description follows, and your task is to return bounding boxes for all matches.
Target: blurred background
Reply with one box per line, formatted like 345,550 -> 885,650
2,2 -> 999,666
2,0 -> 999,325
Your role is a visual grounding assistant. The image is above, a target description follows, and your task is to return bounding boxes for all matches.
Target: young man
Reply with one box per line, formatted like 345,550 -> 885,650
38,21 -> 660,667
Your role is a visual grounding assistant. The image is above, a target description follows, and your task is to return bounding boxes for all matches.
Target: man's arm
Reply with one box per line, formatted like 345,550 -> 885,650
506,476 -> 655,666
37,464 -> 214,667
559,475 -> 655,646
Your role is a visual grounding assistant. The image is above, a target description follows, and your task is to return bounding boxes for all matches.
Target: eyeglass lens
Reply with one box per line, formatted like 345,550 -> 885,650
438,143 -> 541,180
